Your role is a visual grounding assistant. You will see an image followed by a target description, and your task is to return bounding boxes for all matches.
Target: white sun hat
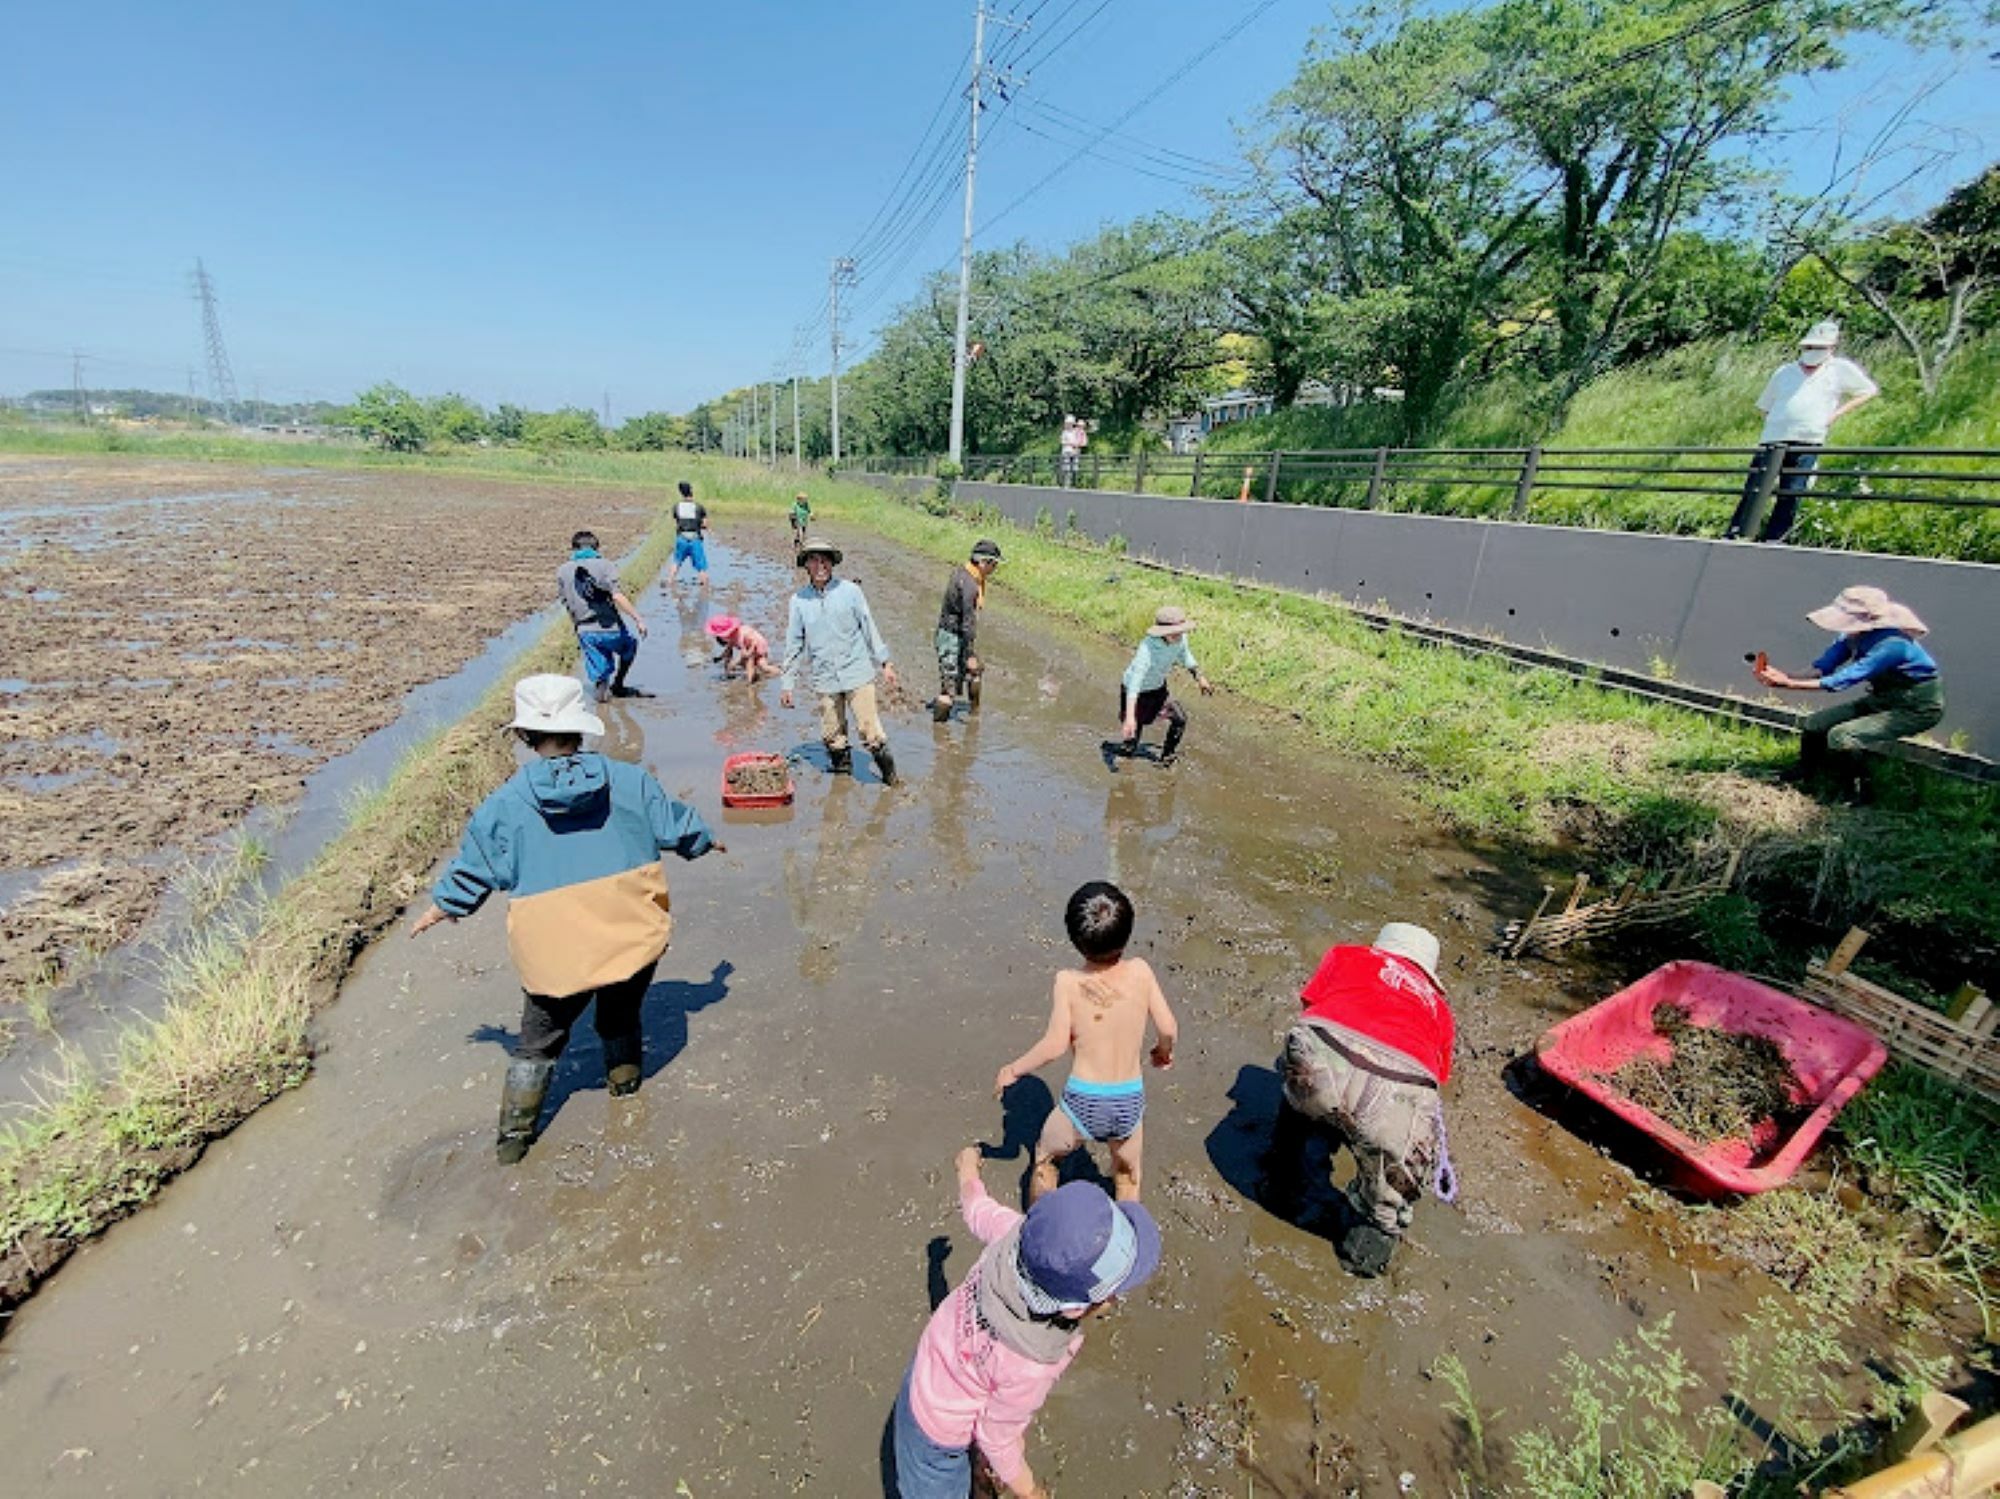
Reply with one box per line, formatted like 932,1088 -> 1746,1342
508,673 -> 605,737
1374,922 -> 1444,989
1800,320 -> 1842,348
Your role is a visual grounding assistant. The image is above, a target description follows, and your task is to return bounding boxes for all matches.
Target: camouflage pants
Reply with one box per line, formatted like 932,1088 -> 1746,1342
934,629 -> 981,701
1277,1020 -> 1440,1235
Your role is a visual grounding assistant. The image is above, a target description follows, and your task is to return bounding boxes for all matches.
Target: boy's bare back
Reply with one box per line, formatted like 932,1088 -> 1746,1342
1059,956 -> 1175,1084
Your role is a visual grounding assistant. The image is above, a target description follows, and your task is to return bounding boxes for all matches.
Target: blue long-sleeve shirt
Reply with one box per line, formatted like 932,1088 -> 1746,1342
1121,635 -> 1200,697
781,576 -> 891,695
1811,629 -> 1938,693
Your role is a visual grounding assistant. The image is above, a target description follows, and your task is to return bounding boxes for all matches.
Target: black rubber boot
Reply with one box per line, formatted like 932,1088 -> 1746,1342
871,742 -> 898,786
1119,736 -> 1140,759
1338,1218 -> 1399,1278
931,695 -> 953,724
966,672 -> 982,710
495,1058 -> 553,1166
828,746 -> 853,776
1159,721 -> 1186,766
604,1034 -> 642,1097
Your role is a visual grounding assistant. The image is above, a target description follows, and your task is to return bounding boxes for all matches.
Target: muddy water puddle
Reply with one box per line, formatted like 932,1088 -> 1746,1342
0,520 -> 1781,1495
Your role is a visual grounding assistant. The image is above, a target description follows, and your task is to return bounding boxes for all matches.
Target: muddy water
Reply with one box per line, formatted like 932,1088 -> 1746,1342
0,524 -> 1775,1495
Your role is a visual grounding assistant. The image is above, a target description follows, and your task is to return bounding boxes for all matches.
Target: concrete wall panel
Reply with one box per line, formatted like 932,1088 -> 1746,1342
1325,511 -> 1489,622
1236,502 -> 1351,594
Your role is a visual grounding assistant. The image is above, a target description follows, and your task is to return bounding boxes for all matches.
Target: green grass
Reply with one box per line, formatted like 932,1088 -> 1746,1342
1195,333 -> 2000,561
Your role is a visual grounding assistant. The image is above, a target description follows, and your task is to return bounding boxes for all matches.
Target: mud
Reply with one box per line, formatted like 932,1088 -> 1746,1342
0,510 -> 1886,1495
723,757 -> 792,798
0,457 -> 658,1008
1613,1005 -> 1802,1145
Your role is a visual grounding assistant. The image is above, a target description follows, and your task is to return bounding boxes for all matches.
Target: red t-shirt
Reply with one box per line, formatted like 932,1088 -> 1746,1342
1298,945 -> 1454,1085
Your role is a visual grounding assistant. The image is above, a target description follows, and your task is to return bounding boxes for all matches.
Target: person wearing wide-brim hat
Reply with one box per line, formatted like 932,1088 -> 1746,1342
1114,606 -> 1214,766
409,674 -> 724,1163
931,538 -> 1005,723
1754,584 -> 1944,785
780,537 -> 902,784
1270,922 -> 1457,1278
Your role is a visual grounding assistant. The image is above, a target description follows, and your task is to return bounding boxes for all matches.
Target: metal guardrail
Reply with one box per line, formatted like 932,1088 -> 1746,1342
843,445 -> 2000,547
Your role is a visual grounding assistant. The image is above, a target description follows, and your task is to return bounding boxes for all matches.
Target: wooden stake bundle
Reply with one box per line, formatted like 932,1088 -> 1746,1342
1500,851 -> 1741,957
1801,928 -> 1998,1105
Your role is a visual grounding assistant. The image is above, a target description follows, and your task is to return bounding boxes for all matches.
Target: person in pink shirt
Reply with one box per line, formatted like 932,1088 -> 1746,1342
890,1146 -> 1162,1498
704,614 -> 780,697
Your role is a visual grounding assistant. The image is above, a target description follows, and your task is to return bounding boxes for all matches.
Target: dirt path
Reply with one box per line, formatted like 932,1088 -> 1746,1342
0,521 -> 1776,1495
0,456 -> 659,1015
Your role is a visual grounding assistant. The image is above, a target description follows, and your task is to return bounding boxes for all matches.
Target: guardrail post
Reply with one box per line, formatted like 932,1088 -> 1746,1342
1511,445 -> 1542,520
1735,442 -> 1787,540
1190,449 -> 1206,498
1134,448 -> 1149,493
1365,447 -> 1390,509
1262,450 -> 1282,505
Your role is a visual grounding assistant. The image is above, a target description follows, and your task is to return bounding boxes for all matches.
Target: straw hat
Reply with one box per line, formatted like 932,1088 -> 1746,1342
796,536 -> 843,566
508,674 -> 604,737
1147,606 -> 1193,637
1806,585 -> 1928,637
1374,922 -> 1443,989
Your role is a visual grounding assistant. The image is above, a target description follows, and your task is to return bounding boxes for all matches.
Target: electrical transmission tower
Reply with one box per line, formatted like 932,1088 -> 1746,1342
190,259 -> 240,424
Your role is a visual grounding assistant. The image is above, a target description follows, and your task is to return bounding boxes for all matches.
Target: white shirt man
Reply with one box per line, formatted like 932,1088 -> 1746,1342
1726,322 -> 1879,542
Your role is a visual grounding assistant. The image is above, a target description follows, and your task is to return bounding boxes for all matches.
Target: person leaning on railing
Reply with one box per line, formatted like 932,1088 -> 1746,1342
1724,320 -> 1878,544
1754,585 -> 1944,790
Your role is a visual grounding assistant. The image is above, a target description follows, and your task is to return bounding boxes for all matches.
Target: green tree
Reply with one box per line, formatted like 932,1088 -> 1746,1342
425,392 -> 488,445
490,403 -> 527,442
616,410 -> 690,451
344,382 -> 429,452
522,407 -> 605,450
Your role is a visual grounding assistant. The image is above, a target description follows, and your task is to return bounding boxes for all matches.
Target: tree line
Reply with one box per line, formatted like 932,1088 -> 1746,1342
690,0 -> 1998,457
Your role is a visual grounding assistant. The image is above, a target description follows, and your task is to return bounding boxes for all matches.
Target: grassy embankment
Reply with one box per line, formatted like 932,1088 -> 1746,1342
0,514 -> 677,1314
1198,332 -> 2000,562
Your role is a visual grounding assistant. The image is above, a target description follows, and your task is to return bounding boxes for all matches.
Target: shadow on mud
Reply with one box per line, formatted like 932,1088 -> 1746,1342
1204,1063 -> 1348,1246
467,958 -> 735,1125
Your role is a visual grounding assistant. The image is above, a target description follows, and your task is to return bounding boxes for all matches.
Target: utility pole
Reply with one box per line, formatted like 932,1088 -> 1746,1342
948,5 -> 1024,465
190,258 -> 240,424
71,351 -> 88,425
769,378 -> 778,466
829,257 -> 855,463
792,373 -> 802,472
602,390 -> 612,429
186,366 -> 201,426
750,383 -> 761,462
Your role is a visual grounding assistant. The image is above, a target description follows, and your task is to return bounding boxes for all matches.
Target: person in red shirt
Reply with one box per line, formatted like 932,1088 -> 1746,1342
1271,922 -> 1455,1277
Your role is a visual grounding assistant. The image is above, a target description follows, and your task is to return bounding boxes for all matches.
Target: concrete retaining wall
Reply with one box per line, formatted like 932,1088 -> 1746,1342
956,481 -> 1998,758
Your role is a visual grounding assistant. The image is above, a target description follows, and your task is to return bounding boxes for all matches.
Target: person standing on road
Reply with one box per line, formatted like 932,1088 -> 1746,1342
670,480 -> 711,586
558,530 -> 649,704
780,536 -> 901,785
408,674 -> 723,1165
1117,606 -> 1213,766
1724,321 -> 1878,543
932,538 -> 1004,723
889,1146 -> 1161,1499
1269,922 -> 1456,1278
1754,584 -> 1944,788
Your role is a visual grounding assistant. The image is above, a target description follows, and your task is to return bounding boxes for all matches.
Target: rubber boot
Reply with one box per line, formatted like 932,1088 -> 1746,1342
1778,729 -> 1827,784
1159,720 -> 1186,767
966,672 -> 982,711
593,680 -> 612,704
1119,736 -> 1140,759
828,745 -> 853,776
1338,1218 -> 1398,1278
871,741 -> 899,786
495,1058 -> 553,1166
604,1034 -> 642,1098
931,695 -> 953,724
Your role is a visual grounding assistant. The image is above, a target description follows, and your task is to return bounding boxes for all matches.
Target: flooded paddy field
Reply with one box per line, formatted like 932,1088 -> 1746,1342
0,456 -> 659,1055
0,512 -> 1844,1496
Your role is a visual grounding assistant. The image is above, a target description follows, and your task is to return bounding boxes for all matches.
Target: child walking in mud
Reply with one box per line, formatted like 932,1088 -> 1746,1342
890,1144 -> 1161,1499
995,881 -> 1177,1202
1117,606 -> 1213,765
408,673 -> 724,1164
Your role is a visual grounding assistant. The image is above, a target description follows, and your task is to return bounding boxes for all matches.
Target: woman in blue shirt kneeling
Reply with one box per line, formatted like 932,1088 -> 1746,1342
1755,585 -> 1943,783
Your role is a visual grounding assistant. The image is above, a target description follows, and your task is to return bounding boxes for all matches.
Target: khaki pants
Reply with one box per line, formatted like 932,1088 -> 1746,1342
817,683 -> 886,752
1278,1020 -> 1440,1236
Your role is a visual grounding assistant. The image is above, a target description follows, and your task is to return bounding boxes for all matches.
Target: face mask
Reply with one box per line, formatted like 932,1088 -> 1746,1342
1799,348 -> 1830,368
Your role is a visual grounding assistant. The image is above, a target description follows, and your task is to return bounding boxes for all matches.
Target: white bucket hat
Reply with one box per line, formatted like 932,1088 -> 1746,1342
1374,922 -> 1443,989
508,673 -> 604,737
1800,320 -> 1841,348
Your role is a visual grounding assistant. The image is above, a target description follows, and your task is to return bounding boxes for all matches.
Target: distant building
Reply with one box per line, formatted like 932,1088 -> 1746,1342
1171,380 -> 1403,451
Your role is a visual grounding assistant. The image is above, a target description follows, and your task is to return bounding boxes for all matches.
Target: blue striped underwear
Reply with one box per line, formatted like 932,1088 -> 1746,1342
1060,1076 -> 1146,1143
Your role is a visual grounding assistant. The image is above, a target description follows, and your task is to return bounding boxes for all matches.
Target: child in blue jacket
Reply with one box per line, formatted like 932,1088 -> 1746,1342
411,674 -> 723,1163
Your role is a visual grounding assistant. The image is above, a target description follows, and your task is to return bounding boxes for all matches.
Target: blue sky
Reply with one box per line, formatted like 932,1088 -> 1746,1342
2,0 -> 1993,415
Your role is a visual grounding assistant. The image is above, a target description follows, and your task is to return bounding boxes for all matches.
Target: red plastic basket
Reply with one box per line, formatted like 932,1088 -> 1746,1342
1535,960 -> 1887,1195
720,751 -> 795,808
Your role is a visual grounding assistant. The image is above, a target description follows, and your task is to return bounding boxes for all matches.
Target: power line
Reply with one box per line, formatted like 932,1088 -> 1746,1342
978,0 -> 1282,235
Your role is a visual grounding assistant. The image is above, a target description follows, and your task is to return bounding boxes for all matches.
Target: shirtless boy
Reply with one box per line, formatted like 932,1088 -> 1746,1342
994,881 -> 1178,1202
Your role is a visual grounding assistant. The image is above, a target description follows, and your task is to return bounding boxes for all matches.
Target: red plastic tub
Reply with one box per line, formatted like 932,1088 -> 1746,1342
1535,960 -> 1887,1195
720,752 -> 795,809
